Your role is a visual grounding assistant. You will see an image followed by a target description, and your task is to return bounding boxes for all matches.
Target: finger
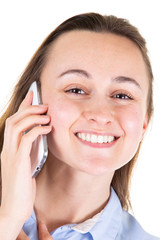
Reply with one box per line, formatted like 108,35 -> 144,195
5,104 -> 49,133
3,109 -> 50,154
13,114 -> 51,151
16,229 -> 30,240
18,90 -> 33,112
38,221 -> 53,240
16,114 -> 51,133
17,104 -> 49,120
1,125 -> 52,177
18,125 -> 52,155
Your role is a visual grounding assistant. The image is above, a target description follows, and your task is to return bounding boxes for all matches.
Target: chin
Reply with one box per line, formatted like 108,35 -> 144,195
78,159 -> 117,176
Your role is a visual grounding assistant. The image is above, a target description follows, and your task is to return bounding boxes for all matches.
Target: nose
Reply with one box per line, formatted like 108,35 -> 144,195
82,99 -> 114,127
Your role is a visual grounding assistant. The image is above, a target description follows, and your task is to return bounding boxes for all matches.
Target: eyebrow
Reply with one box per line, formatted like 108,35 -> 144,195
58,69 -> 92,79
113,76 -> 141,89
58,68 -> 141,89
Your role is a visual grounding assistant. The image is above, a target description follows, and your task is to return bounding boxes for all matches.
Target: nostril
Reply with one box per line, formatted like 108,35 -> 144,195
83,107 -> 114,125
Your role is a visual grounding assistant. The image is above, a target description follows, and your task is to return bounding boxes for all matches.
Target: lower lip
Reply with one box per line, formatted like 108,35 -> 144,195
75,135 -> 118,148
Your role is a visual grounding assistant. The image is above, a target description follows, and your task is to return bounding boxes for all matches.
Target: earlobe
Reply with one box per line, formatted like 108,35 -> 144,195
141,113 -> 148,140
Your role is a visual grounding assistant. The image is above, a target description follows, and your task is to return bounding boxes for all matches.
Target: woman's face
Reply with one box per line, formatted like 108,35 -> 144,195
40,31 -> 148,175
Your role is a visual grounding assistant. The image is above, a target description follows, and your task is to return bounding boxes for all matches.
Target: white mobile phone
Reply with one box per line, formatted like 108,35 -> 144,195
27,81 -> 48,178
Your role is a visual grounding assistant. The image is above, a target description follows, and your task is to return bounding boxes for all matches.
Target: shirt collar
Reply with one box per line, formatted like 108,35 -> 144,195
26,187 -> 122,240
71,187 -> 122,240
71,209 -> 102,233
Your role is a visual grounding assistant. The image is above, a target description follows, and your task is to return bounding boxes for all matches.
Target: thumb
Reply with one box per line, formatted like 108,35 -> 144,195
38,221 -> 53,240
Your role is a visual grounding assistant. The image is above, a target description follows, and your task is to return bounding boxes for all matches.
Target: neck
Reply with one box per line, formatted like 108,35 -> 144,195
34,154 -> 114,231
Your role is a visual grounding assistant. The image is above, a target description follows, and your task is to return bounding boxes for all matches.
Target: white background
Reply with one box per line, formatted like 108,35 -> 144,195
0,0 -> 160,237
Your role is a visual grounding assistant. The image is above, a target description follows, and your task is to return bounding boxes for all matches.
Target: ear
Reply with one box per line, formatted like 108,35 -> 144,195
141,113 -> 149,140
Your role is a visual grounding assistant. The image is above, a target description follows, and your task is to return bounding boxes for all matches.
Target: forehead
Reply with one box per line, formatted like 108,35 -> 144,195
49,30 -> 142,60
46,31 -> 147,75
43,30 -> 149,92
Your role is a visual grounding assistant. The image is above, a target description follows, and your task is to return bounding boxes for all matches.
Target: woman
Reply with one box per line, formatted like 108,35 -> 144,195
0,13 -> 159,240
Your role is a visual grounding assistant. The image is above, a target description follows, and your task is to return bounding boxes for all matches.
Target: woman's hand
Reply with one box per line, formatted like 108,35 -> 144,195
0,91 -> 51,239
17,221 -> 53,240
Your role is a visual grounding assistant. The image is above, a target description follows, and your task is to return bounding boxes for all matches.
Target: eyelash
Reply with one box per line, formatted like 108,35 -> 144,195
112,93 -> 134,100
65,88 -> 86,95
65,87 -> 134,100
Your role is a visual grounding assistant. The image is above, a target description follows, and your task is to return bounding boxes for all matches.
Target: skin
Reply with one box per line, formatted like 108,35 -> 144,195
0,30 -> 149,240
35,31 -> 149,231
41,31 -> 148,175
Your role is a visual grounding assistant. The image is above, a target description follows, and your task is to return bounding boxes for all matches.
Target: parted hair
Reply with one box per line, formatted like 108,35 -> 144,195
0,12 -> 153,210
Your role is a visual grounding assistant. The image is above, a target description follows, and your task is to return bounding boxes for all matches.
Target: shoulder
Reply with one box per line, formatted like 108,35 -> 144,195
118,210 -> 160,240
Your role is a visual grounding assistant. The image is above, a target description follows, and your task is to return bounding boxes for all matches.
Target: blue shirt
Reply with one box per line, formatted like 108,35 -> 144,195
23,188 -> 159,239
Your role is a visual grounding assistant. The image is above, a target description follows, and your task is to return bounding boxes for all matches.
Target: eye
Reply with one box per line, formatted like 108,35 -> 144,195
113,93 -> 133,100
65,88 -> 86,95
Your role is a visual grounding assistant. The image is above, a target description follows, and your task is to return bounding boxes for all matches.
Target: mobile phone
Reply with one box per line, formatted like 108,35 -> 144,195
27,81 -> 48,178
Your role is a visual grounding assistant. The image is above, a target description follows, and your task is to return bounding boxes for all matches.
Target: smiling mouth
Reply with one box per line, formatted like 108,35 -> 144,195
75,132 -> 118,144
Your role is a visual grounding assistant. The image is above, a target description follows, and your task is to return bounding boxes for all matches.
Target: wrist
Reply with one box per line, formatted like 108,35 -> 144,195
0,209 -> 24,240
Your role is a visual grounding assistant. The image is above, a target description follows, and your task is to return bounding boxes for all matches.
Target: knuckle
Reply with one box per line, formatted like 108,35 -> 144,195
5,114 -> 17,127
5,116 -> 13,126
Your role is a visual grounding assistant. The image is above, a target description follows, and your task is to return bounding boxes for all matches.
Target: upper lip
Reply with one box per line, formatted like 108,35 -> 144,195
74,130 -> 120,138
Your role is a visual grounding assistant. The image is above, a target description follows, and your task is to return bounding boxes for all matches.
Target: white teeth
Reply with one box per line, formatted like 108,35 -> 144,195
108,136 -> 113,143
86,133 -> 91,142
98,135 -> 103,143
81,133 -> 86,140
76,133 -> 115,144
104,136 -> 108,143
91,134 -> 97,143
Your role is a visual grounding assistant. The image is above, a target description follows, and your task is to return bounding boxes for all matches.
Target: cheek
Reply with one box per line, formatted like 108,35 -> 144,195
114,106 -> 145,167
119,106 -> 144,140
47,97 -> 80,132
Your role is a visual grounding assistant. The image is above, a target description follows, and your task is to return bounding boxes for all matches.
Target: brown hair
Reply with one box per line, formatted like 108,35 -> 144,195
0,12 -> 153,210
